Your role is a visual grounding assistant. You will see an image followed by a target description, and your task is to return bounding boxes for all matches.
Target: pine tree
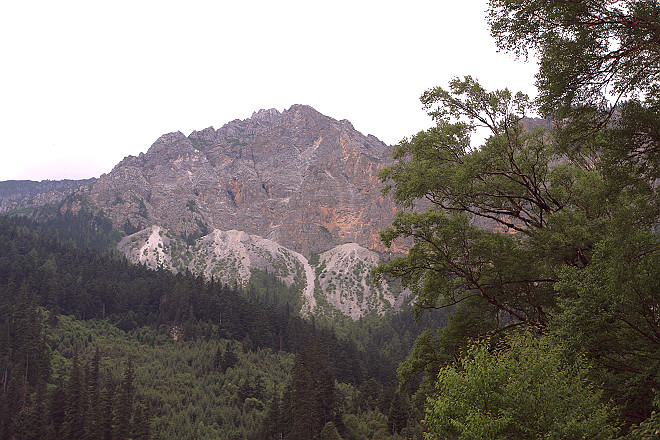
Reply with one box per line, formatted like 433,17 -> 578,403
131,401 -> 150,440
114,360 -> 134,440
99,383 -> 115,440
285,335 -> 337,440
64,353 -> 87,440
48,379 -> 67,439
260,391 -> 282,440
221,346 -> 238,373
212,346 -> 223,371
387,391 -> 408,434
85,347 -> 102,440
19,386 -> 49,440
320,422 -> 343,440
288,365 -> 318,440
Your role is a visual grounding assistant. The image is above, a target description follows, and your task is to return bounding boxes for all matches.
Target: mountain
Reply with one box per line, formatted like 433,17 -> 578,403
3,105 -> 410,319
87,105 -> 401,255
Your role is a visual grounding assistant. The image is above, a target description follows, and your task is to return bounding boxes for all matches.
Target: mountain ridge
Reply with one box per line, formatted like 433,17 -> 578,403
86,104 -> 400,254
2,105 -> 410,319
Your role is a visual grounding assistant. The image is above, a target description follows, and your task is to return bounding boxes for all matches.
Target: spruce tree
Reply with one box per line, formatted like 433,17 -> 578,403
64,353 -> 87,440
285,335 -> 337,440
85,347 -> 102,440
99,383 -> 115,440
387,391 -> 408,434
48,379 -> 67,439
114,360 -> 134,440
131,401 -> 150,440
260,391 -> 282,440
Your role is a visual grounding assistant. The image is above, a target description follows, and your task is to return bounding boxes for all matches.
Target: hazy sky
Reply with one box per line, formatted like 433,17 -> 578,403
0,1 -> 539,181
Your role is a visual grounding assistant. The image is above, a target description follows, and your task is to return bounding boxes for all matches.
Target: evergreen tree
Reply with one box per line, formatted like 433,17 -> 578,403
285,336 -> 337,440
99,383 -> 115,440
221,346 -> 238,373
131,401 -> 150,440
85,347 -> 102,440
212,346 -> 223,371
260,391 -> 283,440
25,387 -> 49,440
288,364 -> 319,440
114,360 -> 134,440
387,391 -> 408,434
64,353 -> 87,440
320,422 -> 343,440
48,379 -> 67,440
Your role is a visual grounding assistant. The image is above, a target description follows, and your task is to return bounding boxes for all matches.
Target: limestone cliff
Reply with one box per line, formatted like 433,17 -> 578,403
4,106 -> 410,319
88,105 -> 399,254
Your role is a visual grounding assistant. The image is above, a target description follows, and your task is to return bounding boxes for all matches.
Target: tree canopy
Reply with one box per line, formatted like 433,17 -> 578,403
424,333 -> 615,440
376,0 -> 660,436
488,0 -> 660,117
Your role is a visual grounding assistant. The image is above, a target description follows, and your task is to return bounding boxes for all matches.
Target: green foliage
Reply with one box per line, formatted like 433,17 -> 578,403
424,333 -> 616,440
28,210 -> 123,253
189,138 -> 214,151
321,422 -> 344,440
286,335 -> 337,440
0,213 -> 418,440
309,252 -> 320,266
49,316 -> 293,440
551,225 -> 660,425
0,215 -> 372,383
0,283 -> 51,440
377,2 -> 660,437
343,409 -> 390,440
628,392 -> 660,440
374,77 -> 582,366
246,269 -> 303,313
387,391 -> 409,434
135,196 -> 148,219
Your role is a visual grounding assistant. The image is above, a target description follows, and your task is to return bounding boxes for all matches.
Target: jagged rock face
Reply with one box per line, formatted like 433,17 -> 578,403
117,226 -> 408,319
90,105 -> 399,254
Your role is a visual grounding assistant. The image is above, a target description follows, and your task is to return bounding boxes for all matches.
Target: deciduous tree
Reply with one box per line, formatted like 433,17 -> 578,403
424,333 -> 616,440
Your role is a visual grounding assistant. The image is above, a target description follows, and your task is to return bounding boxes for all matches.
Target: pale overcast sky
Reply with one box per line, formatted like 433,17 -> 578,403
0,0 -> 538,181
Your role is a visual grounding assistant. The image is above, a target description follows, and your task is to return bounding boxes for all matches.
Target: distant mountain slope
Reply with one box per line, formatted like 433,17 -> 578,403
0,178 -> 94,213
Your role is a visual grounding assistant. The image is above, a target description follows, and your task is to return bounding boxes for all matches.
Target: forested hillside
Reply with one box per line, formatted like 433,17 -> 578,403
0,213 -> 445,439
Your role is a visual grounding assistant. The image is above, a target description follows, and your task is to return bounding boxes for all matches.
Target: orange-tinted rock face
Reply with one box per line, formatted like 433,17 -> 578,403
88,105 -> 402,254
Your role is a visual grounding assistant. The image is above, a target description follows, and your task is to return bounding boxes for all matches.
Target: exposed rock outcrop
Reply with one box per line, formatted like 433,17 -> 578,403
4,105 -> 412,319
118,226 -> 408,319
89,105 -> 399,254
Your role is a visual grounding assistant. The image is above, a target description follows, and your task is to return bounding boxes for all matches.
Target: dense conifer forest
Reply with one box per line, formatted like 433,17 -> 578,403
0,213 -> 446,439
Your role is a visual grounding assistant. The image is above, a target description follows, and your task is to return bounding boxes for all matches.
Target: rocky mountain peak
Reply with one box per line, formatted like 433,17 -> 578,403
77,105 -> 402,254
250,107 -> 282,122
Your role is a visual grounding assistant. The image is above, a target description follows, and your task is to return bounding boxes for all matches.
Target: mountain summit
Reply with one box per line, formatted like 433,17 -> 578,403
91,105 -> 398,254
